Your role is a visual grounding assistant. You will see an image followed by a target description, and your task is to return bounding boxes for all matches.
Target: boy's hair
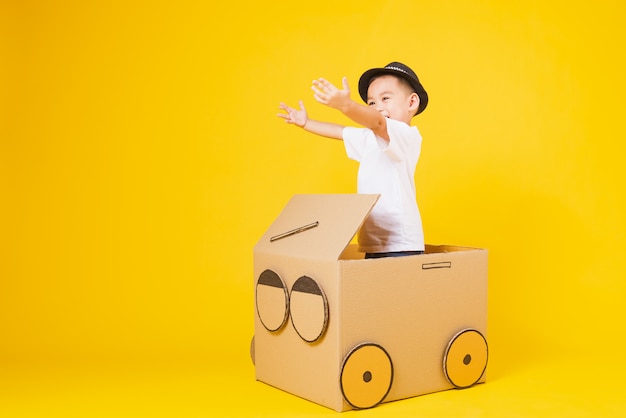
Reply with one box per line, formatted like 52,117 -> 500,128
358,62 -> 428,115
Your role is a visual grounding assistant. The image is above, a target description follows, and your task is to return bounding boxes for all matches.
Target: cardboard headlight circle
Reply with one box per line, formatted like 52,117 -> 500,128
340,343 -> 393,409
443,329 -> 488,388
289,276 -> 329,343
256,269 -> 289,332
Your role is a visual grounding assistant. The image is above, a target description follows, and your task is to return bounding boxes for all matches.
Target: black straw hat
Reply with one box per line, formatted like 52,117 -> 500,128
358,62 -> 428,115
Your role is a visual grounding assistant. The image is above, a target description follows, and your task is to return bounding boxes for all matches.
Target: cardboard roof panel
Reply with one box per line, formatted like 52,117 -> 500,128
255,194 -> 379,260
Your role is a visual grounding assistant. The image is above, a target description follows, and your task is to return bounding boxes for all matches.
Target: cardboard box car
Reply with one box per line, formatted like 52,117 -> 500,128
253,194 -> 488,411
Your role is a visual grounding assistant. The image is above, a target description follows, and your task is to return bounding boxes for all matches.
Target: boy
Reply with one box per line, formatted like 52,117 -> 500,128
277,62 -> 428,259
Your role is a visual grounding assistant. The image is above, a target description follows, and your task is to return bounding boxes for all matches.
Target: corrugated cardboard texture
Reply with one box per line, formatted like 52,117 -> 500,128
339,248 -> 488,407
254,195 -> 488,411
254,194 -> 379,261
254,256 -> 343,409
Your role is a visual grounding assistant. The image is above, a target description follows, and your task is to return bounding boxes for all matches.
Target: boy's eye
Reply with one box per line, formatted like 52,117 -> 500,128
368,101 -> 375,106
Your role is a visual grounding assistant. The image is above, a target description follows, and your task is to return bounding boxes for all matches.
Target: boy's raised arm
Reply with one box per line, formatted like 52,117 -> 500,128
312,77 -> 388,141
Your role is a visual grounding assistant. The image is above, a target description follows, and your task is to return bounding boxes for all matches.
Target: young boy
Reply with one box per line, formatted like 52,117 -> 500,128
277,62 -> 428,259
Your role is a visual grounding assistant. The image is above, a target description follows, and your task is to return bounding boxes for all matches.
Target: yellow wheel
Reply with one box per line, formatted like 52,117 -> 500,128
289,276 -> 329,343
340,343 -> 393,409
255,269 -> 289,332
443,329 -> 488,388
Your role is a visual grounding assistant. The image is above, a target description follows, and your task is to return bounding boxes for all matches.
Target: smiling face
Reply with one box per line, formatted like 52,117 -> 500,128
366,75 -> 420,124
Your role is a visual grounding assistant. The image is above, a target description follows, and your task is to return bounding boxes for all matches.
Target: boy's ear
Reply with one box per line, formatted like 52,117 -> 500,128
409,92 -> 420,116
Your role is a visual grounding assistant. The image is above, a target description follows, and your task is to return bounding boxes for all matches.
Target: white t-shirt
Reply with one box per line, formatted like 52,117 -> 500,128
343,118 -> 424,253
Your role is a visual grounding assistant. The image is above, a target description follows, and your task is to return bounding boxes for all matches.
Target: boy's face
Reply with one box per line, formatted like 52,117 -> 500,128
366,75 -> 419,124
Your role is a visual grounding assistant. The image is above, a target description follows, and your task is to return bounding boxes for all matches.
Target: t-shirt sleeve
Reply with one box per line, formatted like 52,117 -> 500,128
342,126 -> 366,162
384,119 -> 422,164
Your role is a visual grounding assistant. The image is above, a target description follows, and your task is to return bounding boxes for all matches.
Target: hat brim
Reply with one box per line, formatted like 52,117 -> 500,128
358,68 -> 428,115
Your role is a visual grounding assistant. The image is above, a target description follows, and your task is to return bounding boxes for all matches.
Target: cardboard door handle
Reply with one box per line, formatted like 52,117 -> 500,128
270,221 -> 320,242
422,261 -> 452,270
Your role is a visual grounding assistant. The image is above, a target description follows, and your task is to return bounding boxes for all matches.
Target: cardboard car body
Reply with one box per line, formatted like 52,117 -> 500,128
253,194 -> 488,411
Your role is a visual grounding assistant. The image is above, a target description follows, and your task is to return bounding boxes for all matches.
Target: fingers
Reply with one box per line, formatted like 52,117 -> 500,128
315,78 -> 333,88
276,111 -> 291,122
277,101 -> 306,125
312,79 -> 333,104
312,77 -> 349,104
311,81 -> 324,99
277,102 -> 293,121
312,78 -> 335,94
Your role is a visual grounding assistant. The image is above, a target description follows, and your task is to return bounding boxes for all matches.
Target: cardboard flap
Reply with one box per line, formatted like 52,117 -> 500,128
255,194 -> 379,260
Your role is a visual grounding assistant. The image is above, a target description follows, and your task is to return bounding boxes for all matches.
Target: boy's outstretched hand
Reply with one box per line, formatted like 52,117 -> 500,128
277,76 -> 381,140
312,77 -> 351,111
277,101 -> 308,127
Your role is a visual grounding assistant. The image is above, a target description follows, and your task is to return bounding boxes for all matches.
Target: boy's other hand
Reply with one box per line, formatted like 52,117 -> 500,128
312,77 -> 350,111
277,101 -> 308,128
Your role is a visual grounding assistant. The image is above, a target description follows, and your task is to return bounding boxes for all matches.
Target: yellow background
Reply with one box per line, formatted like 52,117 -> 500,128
2,0 -> 625,416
